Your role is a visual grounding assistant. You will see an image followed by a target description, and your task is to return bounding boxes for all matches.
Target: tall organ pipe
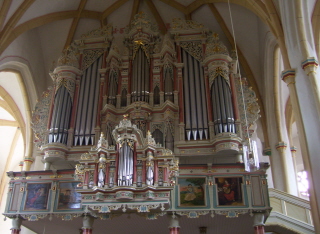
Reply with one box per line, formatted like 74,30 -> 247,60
74,56 -> 102,146
182,49 -> 208,140
49,86 -> 72,144
118,142 -> 134,186
211,76 -> 235,134
131,48 -> 149,103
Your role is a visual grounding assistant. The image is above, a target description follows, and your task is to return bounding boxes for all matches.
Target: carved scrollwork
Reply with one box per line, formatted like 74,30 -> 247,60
75,164 -> 85,175
125,12 -> 159,35
180,41 -> 203,62
164,118 -> 174,138
171,18 -> 204,30
82,49 -> 104,71
57,47 -> 79,68
176,211 -> 209,218
234,76 -> 260,138
146,130 -> 156,146
81,24 -> 113,39
206,32 -> 229,56
55,77 -> 76,99
31,87 -> 53,148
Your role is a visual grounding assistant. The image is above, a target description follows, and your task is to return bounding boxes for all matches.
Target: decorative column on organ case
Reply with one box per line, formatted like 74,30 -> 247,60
168,214 -> 180,234
10,217 -> 22,234
82,215 -> 94,234
253,213 -> 265,234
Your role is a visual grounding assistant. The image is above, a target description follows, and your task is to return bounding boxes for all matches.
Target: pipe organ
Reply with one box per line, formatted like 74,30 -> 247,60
6,13 -> 269,231
31,12 -> 261,171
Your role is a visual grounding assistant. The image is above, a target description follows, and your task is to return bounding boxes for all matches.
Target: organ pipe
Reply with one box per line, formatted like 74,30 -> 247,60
118,142 -> 134,186
182,49 -> 208,140
74,56 -> 102,146
49,86 -> 72,144
211,75 -> 235,134
131,48 -> 150,103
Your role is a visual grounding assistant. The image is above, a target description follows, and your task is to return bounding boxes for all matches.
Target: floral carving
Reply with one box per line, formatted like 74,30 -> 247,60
180,41 -> 203,62
82,49 -> 104,71
31,87 -> 53,148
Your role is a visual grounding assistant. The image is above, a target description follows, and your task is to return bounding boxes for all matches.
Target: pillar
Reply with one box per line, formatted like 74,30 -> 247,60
10,217 -> 22,234
282,69 -> 320,230
168,215 -> 180,234
82,216 -> 94,234
275,142 -> 290,193
253,213 -> 265,234
22,157 -> 34,171
278,1 -> 320,230
44,161 -> 51,171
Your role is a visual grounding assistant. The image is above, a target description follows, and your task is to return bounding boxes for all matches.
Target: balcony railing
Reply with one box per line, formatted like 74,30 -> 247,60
267,188 -> 314,234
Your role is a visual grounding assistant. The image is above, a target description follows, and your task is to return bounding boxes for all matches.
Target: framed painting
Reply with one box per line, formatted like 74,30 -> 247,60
57,182 -> 82,210
24,183 -> 51,211
178,177 -> 206,207
215,177 -> 244,206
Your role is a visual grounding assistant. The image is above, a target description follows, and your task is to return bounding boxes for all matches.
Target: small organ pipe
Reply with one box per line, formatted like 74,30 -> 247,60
182,50 -> 191,137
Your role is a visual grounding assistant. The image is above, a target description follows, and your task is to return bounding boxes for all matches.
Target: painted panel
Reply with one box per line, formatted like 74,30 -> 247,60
24,183 -> 51,211
57,182 -> 82,210
178,177 -> 206,207
215,177 -> 244,206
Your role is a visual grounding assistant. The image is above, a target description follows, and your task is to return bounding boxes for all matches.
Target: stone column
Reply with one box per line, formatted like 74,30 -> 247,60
282,68 -> 320,229
23,157 -> 34,171
168,215 -> 180,234
275,142 -> 290,193
10,217 -> 22,234
278,1 -> 320,230
82,216 -> 94,234
253,213 -> 265,234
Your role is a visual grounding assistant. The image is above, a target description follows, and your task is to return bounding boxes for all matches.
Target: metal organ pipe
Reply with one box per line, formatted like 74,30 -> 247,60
118,142 -> 134,186
131,48 -> 150,103
182,50 -> 191,140
74,56 -> 102,146
182,49 -> 208,141
49,86 -> 72,144
211,76 -> 235,134
200,68 -> 209,139
193,57 -> 204,140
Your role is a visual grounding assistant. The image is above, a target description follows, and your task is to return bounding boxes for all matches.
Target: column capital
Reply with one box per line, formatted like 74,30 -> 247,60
281,69 -> 296,85
290,146 -> 298,152
23,157 -> 34,171
276,141 -> 287,152
302,57 -> 319,76
263,147 -> 271,156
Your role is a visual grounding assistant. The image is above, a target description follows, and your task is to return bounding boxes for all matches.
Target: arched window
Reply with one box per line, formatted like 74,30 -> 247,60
108,69 -> 118,106
164,66 -> 174,102
154,86 -> 160,105
121,89 -> 127,107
